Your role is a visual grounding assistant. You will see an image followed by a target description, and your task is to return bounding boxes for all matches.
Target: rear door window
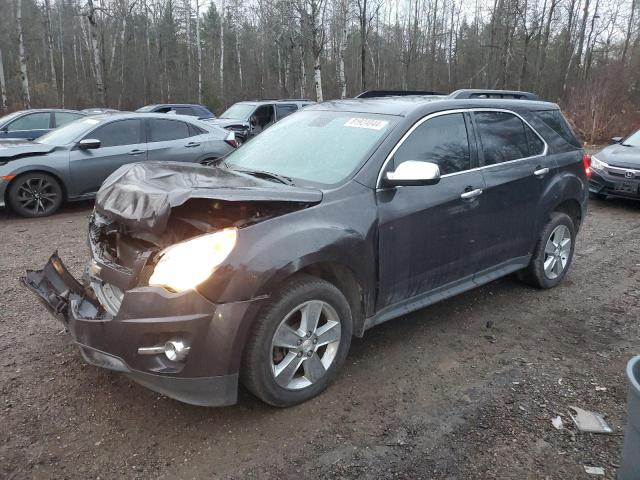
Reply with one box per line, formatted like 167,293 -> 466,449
393,113 -> 471,175
536,110 -> 581,148
7,112 -> 51,131
148,118 -> 191,142
173,106 -> 197,116
89,119 -> 142,147
474,111 -> 542,165
55,112 -> 83,128
276,104 -> 298,120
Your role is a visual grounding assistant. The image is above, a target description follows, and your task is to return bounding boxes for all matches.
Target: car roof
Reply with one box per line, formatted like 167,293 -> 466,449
89,112 -> 205,122
306,95 -> 558,117
234,99 -> 314,106
11,108 -> 85,114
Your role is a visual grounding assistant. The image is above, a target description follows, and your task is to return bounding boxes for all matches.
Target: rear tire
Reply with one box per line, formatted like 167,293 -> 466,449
519,212 -> 576,289
7,172 -> 64,218
241,274 -> 352,407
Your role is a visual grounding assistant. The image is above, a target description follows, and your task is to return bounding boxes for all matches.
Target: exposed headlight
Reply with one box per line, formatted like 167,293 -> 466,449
591,156 -> 608,171
149,228 -> 237,292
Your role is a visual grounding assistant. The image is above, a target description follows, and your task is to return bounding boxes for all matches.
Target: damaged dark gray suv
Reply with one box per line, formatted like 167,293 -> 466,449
23,89 -> 589,407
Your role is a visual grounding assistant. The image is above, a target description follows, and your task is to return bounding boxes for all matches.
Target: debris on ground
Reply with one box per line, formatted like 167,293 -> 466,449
552,415 -> 564,430
584,465 -> 605,475
569,406 -> 613,434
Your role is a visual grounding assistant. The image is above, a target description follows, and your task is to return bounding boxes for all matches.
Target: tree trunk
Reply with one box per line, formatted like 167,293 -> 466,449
44,0 -> 60,105
219,0 -> 224,100
313,52 -> 323,102
196,0 -> 202,104
58,1 -> 65,107
17,0 -> 31,109
86,0 -> 106,106
621,0 -> 636,64
359,0 -> 367,91
0,48 -> 8,112
576,0 -> 591,69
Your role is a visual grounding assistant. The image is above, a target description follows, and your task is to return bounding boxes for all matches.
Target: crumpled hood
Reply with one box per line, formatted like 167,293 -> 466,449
595,144 -> 640,169
0,141 -> 55,161
95,161 -> 323,233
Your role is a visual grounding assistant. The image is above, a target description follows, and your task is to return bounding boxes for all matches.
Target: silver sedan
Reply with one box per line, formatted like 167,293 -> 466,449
0,112 -> 236,217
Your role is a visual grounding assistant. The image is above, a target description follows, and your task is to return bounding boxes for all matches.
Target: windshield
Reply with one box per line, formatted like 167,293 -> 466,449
220,104 -> 255,120
36,117 -> 102,145
623,130 -> 640,147
0,111 -> 24,126
224,110 -> 396,185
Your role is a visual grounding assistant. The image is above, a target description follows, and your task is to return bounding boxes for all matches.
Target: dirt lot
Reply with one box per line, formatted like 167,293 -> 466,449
1,196 -> 639,480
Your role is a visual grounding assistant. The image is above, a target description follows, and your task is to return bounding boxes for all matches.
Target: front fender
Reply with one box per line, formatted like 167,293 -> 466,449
196,186 -> 378,310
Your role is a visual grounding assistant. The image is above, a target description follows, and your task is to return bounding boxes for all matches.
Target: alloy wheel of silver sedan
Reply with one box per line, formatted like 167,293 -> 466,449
16,177 -> 60,215
543,225 -> 572,280
271,300 -> 342,390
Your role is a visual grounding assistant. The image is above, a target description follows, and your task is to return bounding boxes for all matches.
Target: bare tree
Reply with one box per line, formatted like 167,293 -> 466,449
17,0 -> 31,108
85,0 -> 106,106
0,48 -> 8,112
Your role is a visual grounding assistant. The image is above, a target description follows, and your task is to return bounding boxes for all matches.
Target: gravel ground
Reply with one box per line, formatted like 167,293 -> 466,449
1,196 -> 639,480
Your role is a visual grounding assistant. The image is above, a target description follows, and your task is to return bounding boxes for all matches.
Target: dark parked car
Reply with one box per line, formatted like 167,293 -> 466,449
23,90 -> 589,408
589,129 -> 640,201
0,109 -> 85,140
136,103 -> 215,119
0,112 -> 236,217
206,99 -> 314,143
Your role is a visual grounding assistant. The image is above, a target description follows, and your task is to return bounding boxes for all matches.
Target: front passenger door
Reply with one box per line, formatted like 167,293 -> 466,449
377,112 -> 487,308
69,118 -> 146,195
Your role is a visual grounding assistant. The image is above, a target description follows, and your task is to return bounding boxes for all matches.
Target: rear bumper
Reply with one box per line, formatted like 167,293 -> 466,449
21,253 -> 265,407
590,169 -> 640,199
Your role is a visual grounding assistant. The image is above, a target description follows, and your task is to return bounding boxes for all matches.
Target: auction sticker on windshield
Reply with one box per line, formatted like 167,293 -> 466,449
344,118 -> 388,130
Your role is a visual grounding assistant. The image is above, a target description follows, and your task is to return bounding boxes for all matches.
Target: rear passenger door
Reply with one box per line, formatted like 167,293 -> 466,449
471,110 -> 554,271
377,112 -> 487,308
146,118 -> 204,163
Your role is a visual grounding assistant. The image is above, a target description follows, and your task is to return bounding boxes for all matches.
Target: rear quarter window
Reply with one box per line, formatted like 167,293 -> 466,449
535,110 -> 581,148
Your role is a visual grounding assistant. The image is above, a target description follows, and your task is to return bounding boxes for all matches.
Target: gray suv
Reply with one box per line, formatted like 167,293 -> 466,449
0,113 -> 236,217
24,90 -> 588,407
206,99 -> 314,143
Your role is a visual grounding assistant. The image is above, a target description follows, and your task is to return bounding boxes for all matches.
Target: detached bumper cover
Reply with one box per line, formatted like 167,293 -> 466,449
21,253 -> 264,407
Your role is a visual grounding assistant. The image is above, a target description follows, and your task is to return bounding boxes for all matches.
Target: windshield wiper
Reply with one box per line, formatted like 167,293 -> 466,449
233,168 -> 295,186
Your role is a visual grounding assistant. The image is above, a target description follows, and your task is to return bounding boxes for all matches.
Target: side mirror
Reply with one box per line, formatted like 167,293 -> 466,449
0,125 -> 8,133
610,137 -> 623,144
383,161 -> 441,187
78,138 -> 101,150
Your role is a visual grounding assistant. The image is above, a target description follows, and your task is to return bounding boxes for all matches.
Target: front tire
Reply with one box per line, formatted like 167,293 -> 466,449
7,172 -> 64,218
241,274 -> 353,407
519,212 -> 576,289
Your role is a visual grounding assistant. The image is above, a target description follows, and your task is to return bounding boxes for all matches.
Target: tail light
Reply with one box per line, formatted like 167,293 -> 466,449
225,130 -> 238,148
582,153 -> 591,177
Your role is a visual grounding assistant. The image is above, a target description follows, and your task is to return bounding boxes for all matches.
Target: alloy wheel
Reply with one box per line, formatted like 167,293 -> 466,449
270,300 -> 342,390
543,224 -> 571,280
15,177 -> 59,216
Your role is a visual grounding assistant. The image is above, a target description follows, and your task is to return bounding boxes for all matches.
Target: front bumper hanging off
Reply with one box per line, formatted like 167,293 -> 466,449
21,252 -> 264,407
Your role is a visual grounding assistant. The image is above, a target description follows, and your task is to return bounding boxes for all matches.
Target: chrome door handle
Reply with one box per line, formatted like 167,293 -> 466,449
534,167 -> 549,176
128,149 -> 144,156
460,188 -> 483,199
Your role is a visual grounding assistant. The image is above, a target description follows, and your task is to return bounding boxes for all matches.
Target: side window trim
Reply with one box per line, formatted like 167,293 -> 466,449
376,108 -> 549,187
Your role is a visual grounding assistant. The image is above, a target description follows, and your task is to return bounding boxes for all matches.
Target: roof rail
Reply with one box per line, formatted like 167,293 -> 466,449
449,89 -> 540,100
355,90 -> 443,99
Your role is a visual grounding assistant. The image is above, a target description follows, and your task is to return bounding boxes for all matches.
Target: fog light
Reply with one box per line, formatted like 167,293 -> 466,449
164,339 -> 190,362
